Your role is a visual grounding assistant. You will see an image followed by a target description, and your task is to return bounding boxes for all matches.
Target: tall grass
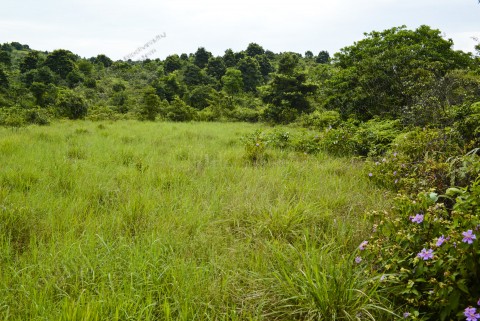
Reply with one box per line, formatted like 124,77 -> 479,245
0,120 -> 392,320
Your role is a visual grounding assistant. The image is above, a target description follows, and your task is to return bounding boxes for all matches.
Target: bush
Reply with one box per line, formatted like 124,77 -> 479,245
24,108 -> 51,125
297,110 -> 341,130
366,128 -> 466,193
319,122 -> 358,156
360,179 -> 480,320
241,129 -> 270,164
56,90 -> 88,119
353,118 -> 401,156
160,97 -> 197,122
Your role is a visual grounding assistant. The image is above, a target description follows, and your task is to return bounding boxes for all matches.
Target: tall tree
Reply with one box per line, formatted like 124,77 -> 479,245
164,54 -> 182,74
206,57 -> 226,80
193,47 -> 212,69
245,43 -> 265,57
223,49 -> 236,68
20,51 -> 40,73
324,25 -> 472,120
237,57 -> 262,92
316,50 -> 330,64
262,53 -> 317,123
44,49 -> 76,78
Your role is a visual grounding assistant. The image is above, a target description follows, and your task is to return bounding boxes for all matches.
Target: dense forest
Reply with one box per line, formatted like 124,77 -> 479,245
0,25 -> 479,129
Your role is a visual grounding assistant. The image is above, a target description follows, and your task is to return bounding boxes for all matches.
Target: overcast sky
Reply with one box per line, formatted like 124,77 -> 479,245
1,0 -> 479,60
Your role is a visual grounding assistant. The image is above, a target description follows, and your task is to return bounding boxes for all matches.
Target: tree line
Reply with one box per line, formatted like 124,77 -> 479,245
0,25 -> 479,128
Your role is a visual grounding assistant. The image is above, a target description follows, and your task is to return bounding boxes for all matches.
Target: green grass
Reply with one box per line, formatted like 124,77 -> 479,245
0,120 -> 393,320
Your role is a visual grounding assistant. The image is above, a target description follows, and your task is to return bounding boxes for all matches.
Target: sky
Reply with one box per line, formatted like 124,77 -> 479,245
1,0 -> 479,60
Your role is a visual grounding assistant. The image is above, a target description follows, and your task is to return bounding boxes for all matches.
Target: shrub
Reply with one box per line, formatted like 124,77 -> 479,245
353,118 -> 401,156
366,128 -> 466,193
297,110 -> 341,130
241,129 -> 270,164
360,179 -> 480,320
159,97 -> 197,122
319,122 -> 358,156
56,89 -> 88,119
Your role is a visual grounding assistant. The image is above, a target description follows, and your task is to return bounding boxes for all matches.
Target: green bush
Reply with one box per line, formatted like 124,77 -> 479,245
297,110 -> 341,130
241,129 -> 270,164
353,118 -> 401,156
360,179 -> 480,320
319,122 -> 358,156
159,97 -> 197,122
366,128 -> 466,193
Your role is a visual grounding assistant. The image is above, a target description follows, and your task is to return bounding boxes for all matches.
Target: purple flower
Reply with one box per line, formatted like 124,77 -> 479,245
255,143 -> 260,147
403,312 -> 411,318
436,235 -> 446,247
368,173 -> 373,177
393,171 -> 397,176
462,230 -> 477,244
393,152 -> 398,157
410,214 -> 424,224
358,241 -> 368,250
464,307 -> 480,321
417,248 -> 434,260
355,256 -> 362,264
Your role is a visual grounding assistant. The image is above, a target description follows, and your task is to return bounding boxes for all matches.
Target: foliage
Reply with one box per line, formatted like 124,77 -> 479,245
241,129 -> 270,163
297,110 -> 341,129
365,128 -> 467,193
325,25 -> 472,121
44,49 -> 77,79
160,96 -> 197,121
262,53 -> 317,123
56,89 -> 88,119
362,180 -> 480,320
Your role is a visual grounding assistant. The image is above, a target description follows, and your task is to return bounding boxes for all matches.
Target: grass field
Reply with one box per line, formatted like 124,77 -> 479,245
0,121 -> 393,320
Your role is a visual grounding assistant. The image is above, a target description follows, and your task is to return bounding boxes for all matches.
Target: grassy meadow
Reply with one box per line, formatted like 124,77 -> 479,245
0,121 -> 393,320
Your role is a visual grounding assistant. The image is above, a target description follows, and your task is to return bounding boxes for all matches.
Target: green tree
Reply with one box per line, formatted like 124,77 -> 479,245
223,49 -> 236,68
182,64 -> 209,87
324,25 -> 472,120
139,87 -> 161,121
262,53 -> 317,123
245,43 -> 265,57
193,47 -> 212,69
304,51 -> 314,59
30,82 -> 48,106
164,54 -> 182,74
221,68 -> 244,96
66,70 -> 84,88
94,54 -> 113,67
56,89 -> 88,119
0,51 -> 11,67
20,51 -> 40,73
186,85 -> 214,110
316,50 -> 330,64
44,49 -> 77,78
154,73 -> 185,102
237,57 -> 262,92
206,57 -> 226,80
0,67 -> 9,89
256,55 -> 274,81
